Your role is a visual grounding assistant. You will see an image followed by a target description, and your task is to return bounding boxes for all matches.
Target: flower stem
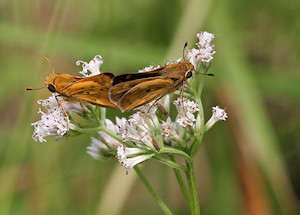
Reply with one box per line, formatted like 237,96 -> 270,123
100,107 -> 106,124
159,147 -> 191,161
170,155 -> 192,211
100,126 -> 122,142
75,126 -> 102,134
134,166 -> 173,215
197,64 -> 209,97
190,96 -> 204,157
190,133 -> 204,158
186,161 -> 200,215
154,156 -> 186,171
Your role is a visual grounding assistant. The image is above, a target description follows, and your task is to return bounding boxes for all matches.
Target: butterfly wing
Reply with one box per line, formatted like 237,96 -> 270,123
109,77 -> 163,105
62,73 -> 117,108
112,66 -> 166,85
117,78 -> 175,112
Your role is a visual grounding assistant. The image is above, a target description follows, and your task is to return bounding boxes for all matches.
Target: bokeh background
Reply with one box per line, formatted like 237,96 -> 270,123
0,0 -> 299,214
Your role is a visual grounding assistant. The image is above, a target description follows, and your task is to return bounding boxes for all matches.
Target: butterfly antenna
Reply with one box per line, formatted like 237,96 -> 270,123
195,71 -> 215,76
44,56 -> 55,74
26,86 -> 45,91
183,42 -> 188,59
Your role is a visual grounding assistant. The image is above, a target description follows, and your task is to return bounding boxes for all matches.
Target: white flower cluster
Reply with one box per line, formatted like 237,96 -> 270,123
86,119 -> 120,160
115,104 -> 159,150
160,117 -> 184,144
173,97 -> 199,127
32,94 -> 75,142
76,55 -> 103,77
186,31 -> 216,69
87,104 -> 158,172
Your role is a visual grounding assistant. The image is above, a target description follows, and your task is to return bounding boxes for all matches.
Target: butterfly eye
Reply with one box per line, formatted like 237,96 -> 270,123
48,84 -> 56,92
185,70 -> 193,79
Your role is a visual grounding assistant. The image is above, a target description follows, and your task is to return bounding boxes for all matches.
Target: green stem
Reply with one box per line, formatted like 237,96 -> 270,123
186,161 -> 200,215
100,107 -> 106,124
190,96 -> 205,157
153,156 -> 186,171
74,125 -> 123,143
190,133 -> 204,158
100,126 -> 122,142
159,147 -> 191,161
197,65 -> 209,97
134,166 -> 173,215
75,126 -> 102,134
170,155 -> 192,211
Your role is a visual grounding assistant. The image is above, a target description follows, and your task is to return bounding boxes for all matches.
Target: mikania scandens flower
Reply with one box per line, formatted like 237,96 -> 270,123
186,31 -> 216,70
138,64 -> 161,73
161,117 -> 183,144
76,55 -> 103,77
173,97 -> 199,127
204,106 -> 228,131
87,119 -> 120,160
116,145 -> 155,174
32,94 -> 76,142
115,104 -> 160,150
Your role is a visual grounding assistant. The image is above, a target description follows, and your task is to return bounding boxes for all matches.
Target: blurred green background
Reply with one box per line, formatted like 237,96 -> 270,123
0,0 -> 299,214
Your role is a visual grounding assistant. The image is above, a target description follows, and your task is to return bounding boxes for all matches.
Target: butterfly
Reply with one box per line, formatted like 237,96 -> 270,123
109,60 -> 194,112
28,57 -> 117,109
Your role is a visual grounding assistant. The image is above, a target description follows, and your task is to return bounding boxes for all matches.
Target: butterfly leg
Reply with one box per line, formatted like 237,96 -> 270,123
54,96 -> 69,140
79,102 -> 86,117
59,100 -> 69,140
147,95 -> 166,114
180,81 -> 186,109
157,103 -> 168,115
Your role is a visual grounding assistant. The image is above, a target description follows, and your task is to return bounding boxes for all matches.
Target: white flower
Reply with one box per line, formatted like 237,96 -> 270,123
161,117 -> 185,145
173,97 -> 199,127
174,97 -> 199,113
160,94 -> 170,114
212,106 -> 228,121
139,131 -> 153,148
37,93 -> 60,109
38,94 -> 84,115
116,117 -> 140,143
32,105 -> 72,142
135,103 -> 157,116
176,111 -> 196,127
62,101 -> 85,114
86,137 -> 109,160
76,55 -> 103,77
186,31 -> 216,69
138,64 -> 161,73
161,117 -> 176,137
32,94 -> 84,142
196,31 -> 215,48
205,106 -> 228,131
128,111 -> 144,127
86,119 -> 120,160
165,58 -> 184,65
116,145 -> 154,173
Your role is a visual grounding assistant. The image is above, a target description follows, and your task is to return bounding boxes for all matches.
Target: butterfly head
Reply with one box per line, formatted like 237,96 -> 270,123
45,73 -> 59,93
